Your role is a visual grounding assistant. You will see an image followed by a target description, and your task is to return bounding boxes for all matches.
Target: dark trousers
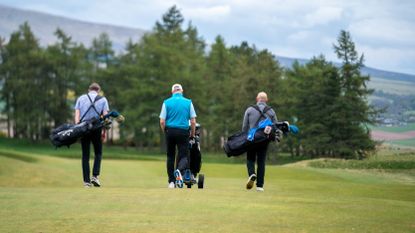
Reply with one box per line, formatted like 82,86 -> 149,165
81,128 -> 102,183
247,142 -> 269,188
165,128 -> 189,183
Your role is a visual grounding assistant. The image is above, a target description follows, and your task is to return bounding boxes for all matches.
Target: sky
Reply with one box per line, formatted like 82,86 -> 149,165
1,0 -> 415,74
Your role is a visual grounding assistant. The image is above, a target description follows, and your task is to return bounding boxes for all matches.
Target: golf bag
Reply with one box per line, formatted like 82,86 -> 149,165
223,121 -> 293,157
49,119 -> 101,148
189,124 -> 202,175
50,111 -> 124,148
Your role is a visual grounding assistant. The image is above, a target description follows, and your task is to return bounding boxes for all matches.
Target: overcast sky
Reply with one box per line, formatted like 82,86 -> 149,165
1,0 -> 414,74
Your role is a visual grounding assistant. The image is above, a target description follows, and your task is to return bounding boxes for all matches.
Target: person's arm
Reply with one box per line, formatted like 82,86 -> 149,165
190,118 -> 196,137
159,103 -> 167,132
242,108 -> 250,132
160,118 -> 166,131
271,109 -> 278,123
75,109 -> 80,124
103,98 -> 109,116
74,97 -> 80,123
189,102 -> 197,137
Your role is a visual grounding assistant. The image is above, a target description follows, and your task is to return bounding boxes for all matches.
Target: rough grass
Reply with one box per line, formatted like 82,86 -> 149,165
1,147 -> 415,232
309,159 -> 415,169
308,154 -> 415,170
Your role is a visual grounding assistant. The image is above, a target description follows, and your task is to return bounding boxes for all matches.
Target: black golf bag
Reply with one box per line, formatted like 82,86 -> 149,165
189,124 -> 202,175
49,118 -> 102,148
50,111 -> 124,148
184,123 -> 204,189
223,121 -> 291,157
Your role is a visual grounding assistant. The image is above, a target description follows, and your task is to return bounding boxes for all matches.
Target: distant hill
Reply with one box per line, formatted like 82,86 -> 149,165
0,4 -> 146,52
276,56 -> 415,84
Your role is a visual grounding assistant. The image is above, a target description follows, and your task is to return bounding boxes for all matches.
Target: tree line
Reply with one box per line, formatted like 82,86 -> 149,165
0,6 -> 377,159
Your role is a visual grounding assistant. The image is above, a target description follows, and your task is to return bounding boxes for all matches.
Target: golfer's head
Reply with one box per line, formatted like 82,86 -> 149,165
171,83 -> 183,94
89,82 -> 101,92
256,92 -> 268,103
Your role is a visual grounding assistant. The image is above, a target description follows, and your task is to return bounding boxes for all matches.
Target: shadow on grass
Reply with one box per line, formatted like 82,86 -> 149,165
0,138 -> 317,165
0,150 -> 38,163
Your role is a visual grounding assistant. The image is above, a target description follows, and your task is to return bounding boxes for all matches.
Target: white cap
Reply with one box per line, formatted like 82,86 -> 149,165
171,83 -> 183,92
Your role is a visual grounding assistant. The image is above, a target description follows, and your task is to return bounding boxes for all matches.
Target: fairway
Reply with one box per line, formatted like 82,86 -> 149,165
1,151 -> 415,233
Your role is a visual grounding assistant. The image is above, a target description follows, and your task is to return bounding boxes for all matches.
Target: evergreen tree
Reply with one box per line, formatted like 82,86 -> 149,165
0,22 -> 48,139
91,33 -> 114,69
285,56 -> 341,157
332,30 -> 376,158
45,28 -> 85,126
204,35 -> 234,149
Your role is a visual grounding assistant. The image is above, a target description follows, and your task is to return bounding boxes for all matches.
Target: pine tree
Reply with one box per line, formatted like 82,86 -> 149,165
332,30 -> 376,158
285,56 -> 341,157
204,35 -> 234,149
45,28 -> 84,126
0,22 -> 47,139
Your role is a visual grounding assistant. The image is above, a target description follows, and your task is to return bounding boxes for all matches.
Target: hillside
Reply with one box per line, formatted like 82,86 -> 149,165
276,56 -> 415,84
0,4 -> 146,51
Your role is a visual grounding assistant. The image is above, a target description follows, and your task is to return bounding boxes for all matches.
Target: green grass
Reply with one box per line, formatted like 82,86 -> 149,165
1,143 -> 415,232
371,123 -> 415,133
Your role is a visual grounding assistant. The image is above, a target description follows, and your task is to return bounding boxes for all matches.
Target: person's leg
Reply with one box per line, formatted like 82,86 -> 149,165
246,148 -> 257,189
176,130 -> 189,174
165,129 -> 176,184
246,149 -> 256,176
256,142 -> 269,188
81,135 -> 91,183
91,129 -> 103,178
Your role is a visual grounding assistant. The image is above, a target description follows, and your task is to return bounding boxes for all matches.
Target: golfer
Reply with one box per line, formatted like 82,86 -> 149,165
160,84 -> 197,188
74,83 -> 109,188
242,92 -> 277,192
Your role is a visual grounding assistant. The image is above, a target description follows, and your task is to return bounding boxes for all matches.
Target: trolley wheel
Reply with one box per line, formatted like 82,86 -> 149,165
197,174 -> 204,189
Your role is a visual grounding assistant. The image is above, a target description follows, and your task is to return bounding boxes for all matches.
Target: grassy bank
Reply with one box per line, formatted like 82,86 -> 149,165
308,154 -> 415,170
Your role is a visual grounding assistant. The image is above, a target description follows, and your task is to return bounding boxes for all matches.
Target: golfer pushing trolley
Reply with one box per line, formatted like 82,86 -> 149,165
160,84 -> 202,189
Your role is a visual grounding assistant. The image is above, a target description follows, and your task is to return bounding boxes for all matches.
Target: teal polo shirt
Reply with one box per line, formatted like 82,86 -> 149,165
159,93 -> 196,130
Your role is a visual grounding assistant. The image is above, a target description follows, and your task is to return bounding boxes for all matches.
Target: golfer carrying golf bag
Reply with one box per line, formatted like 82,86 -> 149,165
159,84 -> 197,189
74,83 -> 109,188
242,92 -> 277,192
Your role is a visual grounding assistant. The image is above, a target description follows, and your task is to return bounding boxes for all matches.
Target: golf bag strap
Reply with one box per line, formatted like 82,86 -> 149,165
251,105 -> 272,126
79,94 -> 103,122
